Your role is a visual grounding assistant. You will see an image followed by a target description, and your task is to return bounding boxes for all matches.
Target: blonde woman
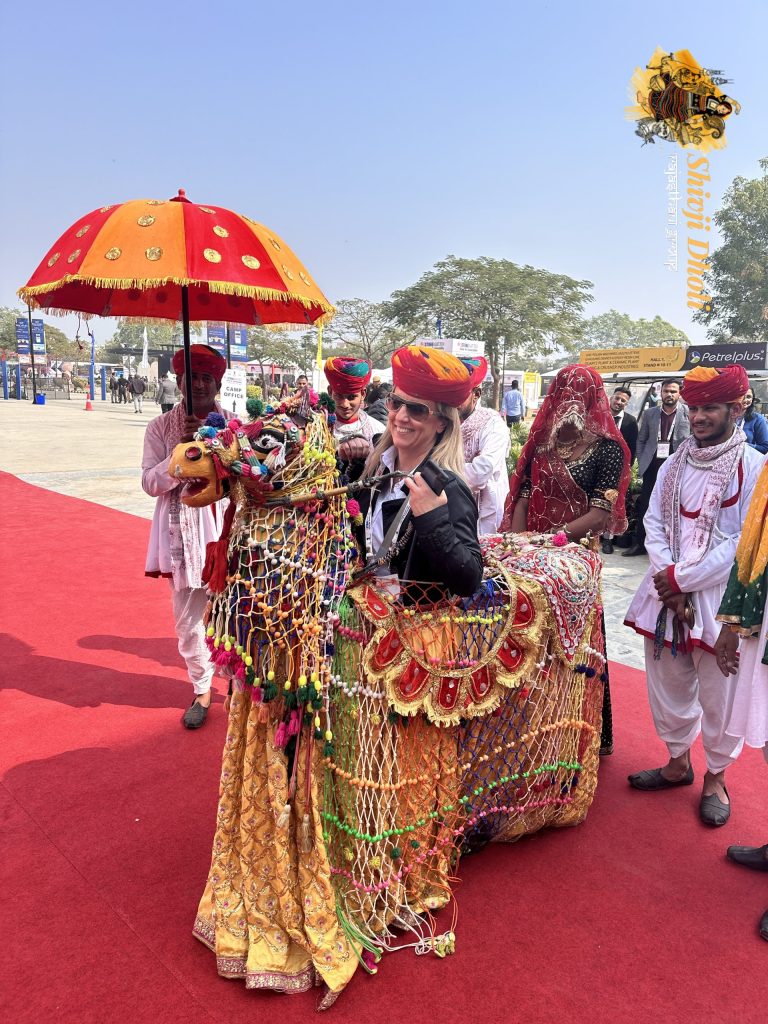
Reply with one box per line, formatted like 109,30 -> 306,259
353,345 -> 482,596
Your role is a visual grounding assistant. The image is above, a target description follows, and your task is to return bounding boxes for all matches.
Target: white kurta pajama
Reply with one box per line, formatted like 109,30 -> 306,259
142,402 -> 228,696
625,439 -> 764,773
726,618 -> 768,760
461,405 -> 511,534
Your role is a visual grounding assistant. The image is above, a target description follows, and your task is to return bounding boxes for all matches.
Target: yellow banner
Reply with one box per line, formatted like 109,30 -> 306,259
579,346 -> 687,373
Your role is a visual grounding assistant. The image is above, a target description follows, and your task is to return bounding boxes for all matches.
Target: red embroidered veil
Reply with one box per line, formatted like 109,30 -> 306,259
501,365 -> 631,534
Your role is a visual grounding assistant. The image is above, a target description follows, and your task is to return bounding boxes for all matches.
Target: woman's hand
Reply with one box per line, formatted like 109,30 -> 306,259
403,471 -> 448,517
714,624 -> 740,677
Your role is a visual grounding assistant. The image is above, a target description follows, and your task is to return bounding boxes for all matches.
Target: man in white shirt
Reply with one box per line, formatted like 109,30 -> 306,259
324,356 -> 384,479
459,358 -> 510,534
624,364 -> 763,825
142,344 -> 228,730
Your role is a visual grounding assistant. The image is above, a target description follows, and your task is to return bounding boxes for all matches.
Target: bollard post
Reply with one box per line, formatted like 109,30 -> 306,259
1,361 -> 7,400
89,364 -> 95,401
15,364 -> 22,400
100,367 -> 107,401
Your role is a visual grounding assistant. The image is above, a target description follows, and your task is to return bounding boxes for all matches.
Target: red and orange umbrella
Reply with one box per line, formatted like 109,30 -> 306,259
18,189 -> 335,408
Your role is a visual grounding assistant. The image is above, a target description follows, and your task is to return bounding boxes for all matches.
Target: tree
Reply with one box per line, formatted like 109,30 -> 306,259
246,328 -> 308,396
581,310 -> 690,348
695,157 -> 768,339
322,298 -> 408,368
0,306 -> 79,362
384,256 -> 593,403
96,319 -> 205,368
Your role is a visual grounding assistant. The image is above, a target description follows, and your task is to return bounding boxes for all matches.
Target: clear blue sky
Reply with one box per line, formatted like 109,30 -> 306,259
1,0 -> 766,346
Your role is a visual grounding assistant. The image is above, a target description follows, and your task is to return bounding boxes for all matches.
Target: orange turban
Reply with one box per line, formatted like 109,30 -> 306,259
171,344 -> 227,383
680,365 -> 749,405
391,345 -> 474,407
460,356 -> 488,389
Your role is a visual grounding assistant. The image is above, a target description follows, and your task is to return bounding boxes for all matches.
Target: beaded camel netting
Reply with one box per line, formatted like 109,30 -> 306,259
170,407 -> 606,1002
324,534 -> 605,952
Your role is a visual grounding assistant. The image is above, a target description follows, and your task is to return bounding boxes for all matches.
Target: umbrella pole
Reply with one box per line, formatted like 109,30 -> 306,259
181,285 -> 194,414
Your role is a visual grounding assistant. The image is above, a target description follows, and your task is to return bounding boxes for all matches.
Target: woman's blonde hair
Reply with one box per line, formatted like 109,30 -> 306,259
363,403 -> 466,479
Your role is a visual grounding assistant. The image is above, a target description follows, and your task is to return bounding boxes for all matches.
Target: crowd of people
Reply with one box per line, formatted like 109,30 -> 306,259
136,345 -> 766,1006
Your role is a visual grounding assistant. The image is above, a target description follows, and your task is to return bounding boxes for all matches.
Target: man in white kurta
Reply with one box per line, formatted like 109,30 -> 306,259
142,344 -> 228,729
714,472 -> 768,940
624,364 -> 762,825
324,355 -> 385,480
459,372 -> 511,535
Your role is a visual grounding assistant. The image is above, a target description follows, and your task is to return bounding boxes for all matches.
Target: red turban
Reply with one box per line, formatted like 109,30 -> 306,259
460,356 -> 488,389
680,365 -> 749,405
172,344 -> 227,383
391,345 -> 474,407
324,356 -> 371,394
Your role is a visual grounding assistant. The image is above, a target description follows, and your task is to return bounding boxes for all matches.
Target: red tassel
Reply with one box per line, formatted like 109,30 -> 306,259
202,502 -> 236,593
210,453 -> 229,481
202,538 -> 229,592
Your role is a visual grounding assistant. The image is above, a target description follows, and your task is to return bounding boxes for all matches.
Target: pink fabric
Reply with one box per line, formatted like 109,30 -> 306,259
659,426 -> 746,566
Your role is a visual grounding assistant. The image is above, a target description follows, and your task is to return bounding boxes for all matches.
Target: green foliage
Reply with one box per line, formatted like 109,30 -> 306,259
323,298 -> 408,367
0,306 -> 79,360
505,420 -> 530,475
383,255 -> 593,403
246,327 -> 309,394
695,157 -> 768,340
581,310 -> 690,349
100,319 -> 201,363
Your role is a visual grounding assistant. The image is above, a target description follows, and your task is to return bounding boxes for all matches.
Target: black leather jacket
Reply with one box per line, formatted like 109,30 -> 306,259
352,467 -> 482,597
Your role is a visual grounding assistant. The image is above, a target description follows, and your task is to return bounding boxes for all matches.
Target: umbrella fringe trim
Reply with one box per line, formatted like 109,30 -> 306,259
13,303 -> 333,331
17,277 -> 336,317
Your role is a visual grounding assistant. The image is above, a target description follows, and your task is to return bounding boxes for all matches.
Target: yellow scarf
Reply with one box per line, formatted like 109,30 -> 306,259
736,459 -> 768,585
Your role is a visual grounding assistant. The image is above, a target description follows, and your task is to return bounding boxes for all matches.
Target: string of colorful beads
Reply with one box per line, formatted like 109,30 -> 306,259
326,793 -> 576,894
329,672 -> 385,700
321,759 -> 582,830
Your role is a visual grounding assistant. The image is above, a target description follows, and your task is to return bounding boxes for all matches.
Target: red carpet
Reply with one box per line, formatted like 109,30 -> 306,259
2,470 -> 766,1024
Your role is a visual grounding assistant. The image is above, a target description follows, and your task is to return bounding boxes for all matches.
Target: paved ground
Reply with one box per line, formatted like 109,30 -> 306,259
0,396 -> 649,668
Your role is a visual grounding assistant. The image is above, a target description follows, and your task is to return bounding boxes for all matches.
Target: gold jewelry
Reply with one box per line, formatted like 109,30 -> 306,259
555,436 -> 581,459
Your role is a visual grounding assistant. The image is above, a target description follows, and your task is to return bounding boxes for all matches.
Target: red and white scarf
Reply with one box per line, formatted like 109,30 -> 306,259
660,426 -> 746,564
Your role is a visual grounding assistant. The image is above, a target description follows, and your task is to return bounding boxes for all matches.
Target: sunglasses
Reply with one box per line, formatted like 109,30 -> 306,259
386,394 -> 434,420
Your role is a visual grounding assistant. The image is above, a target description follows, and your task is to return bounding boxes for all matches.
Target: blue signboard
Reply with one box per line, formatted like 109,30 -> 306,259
206,324 -> 249,361
205,324 -> 227,357
230,326 -> 249,362
16,317 -> 46,356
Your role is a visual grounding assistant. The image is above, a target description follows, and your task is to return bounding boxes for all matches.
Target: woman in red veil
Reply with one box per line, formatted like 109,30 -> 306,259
502,364 -> 630,539
502,364 -> 631,754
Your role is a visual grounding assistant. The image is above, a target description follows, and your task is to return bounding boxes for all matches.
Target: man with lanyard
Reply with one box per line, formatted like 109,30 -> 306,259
142,344 -> 229,729
324,356 -> 385,480
459,357 -> 511,534
624,365 -> 763,825
623,379 -> 690,557
602,385 -> 638,554
501,380 -> 526,425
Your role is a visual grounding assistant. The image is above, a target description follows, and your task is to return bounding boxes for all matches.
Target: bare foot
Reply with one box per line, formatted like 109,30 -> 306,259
194,689 -> 212,709
702,769 -> 729,803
